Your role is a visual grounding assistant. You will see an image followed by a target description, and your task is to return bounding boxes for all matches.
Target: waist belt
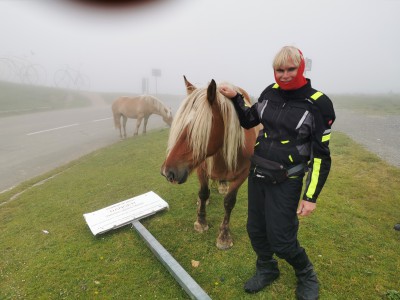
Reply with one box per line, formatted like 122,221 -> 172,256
250,155 -> 306,177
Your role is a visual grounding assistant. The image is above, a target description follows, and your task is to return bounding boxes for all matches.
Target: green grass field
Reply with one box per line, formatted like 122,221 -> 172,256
0,81 -> 92,115
332,93 -> 400,115
0,128 -> 399,300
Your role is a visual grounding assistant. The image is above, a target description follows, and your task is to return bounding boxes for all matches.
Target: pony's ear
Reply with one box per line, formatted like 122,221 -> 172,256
207,79 -> 217,105
184,75 -> 196,95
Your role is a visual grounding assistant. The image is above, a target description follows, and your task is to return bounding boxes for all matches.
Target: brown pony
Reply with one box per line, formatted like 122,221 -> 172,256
112,95 -> 173,138
161,76 -> 259,250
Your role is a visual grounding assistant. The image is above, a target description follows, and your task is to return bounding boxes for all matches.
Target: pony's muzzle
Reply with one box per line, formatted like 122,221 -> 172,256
160,165 -> 189,184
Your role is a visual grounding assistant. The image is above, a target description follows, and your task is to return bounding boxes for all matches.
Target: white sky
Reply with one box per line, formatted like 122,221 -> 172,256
0,0 -> 399,97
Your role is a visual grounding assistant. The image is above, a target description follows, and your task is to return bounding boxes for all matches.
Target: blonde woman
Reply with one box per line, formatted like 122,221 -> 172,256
220,46 -> 335,300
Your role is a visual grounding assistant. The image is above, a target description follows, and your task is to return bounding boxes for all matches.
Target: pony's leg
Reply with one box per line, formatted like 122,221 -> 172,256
134,118 -> 142,136
216,175 -> 246,250
194,166 -> 210,233
118,118 -> 123,139
143,116 -> 149,135
122,116 -> 128,139
215,189 -> 237,250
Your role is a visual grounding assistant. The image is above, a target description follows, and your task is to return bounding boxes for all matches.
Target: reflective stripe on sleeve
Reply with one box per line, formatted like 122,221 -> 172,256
322,129 -> 331,142
306,158 -> 322,199
322,133 -> 331,142
311,91 -> 323,100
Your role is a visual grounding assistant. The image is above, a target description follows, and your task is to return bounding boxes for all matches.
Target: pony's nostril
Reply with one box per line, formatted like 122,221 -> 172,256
167,171 -> 175,182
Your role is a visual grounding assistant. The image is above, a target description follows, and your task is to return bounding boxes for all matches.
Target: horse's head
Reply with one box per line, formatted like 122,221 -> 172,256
162,107 -> 173,126
161,76 -> 226,184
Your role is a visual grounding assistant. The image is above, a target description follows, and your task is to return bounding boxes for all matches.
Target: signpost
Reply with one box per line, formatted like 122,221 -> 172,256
83,191 -> 211,300
142,77 -> 149,94
151,68 -> 161,94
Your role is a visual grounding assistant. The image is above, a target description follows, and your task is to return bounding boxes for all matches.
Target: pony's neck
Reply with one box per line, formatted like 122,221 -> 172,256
153,100 -> 168,118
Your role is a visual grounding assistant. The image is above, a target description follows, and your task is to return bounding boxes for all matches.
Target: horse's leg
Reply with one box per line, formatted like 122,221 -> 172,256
122,116 -> 128,139
116,114 -> 123,139
215,189 -> 237,250
135,118 -> 142,136
194,166 -> 210,233
143,116 -> 149,135
216,174 -> 247,250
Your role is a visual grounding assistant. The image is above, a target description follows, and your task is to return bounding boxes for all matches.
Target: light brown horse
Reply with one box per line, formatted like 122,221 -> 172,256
161,76 -> 259,250
112,95 -> 173,138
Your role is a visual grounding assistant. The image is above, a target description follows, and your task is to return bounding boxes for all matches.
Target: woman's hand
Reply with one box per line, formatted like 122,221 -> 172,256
297,200 -> 316,217
219,85 -> 238,98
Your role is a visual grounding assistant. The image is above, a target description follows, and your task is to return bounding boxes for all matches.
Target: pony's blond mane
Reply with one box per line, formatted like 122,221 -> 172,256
167,82 -> 248,173
144,95 -> 171,118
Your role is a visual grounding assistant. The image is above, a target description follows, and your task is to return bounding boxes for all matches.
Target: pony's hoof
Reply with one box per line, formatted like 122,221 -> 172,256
216,239 -> 233,250
194,221 -> 209,233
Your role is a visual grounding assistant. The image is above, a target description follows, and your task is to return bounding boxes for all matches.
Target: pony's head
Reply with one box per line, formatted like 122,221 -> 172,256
162,107 -> 173,126
161,76 -> 244,184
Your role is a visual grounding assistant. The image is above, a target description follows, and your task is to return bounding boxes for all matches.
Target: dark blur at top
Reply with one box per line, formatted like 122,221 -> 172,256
65,0 -> 168,10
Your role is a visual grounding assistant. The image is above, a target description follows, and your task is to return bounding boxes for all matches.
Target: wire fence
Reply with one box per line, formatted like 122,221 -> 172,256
53,65 -> 90,91
0,56 -> 90,91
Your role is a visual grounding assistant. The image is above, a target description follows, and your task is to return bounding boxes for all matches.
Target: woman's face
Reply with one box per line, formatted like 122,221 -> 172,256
274,62 -> 298,83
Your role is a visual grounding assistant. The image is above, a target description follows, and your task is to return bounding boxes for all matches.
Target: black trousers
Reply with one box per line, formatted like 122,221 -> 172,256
247,174 -> 305,261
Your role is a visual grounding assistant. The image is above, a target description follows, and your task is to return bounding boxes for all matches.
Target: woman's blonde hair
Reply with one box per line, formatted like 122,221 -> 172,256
272,46 -> 303,69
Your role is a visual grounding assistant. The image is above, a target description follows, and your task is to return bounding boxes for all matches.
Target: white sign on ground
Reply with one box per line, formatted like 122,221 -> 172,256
83,191 -> 169,235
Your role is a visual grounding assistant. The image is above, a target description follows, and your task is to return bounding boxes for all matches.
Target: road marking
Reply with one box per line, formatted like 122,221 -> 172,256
26,117 -> 112,136
26,123 -> 80,136
91,117 -> 112,122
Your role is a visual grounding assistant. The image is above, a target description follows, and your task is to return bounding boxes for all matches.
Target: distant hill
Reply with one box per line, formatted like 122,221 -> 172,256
0,80 -> 185,117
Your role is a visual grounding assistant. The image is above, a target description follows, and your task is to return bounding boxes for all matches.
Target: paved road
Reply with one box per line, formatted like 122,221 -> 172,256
334,108 -> 400,168
0,104 -> 167,193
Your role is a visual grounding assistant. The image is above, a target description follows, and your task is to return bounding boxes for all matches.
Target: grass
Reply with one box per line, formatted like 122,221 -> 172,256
0,128 -> 400,300
332,93 -> 400,115
0,81 -> 91,116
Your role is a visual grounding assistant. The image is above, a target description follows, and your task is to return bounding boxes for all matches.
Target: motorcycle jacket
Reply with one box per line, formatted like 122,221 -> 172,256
231,79 -> 335,202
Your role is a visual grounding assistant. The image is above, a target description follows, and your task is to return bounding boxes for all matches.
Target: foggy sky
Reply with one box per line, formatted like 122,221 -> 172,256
0,0 -> 399,97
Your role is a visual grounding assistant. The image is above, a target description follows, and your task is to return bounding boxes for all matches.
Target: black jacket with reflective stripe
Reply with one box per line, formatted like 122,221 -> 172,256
231,79 -> 335,202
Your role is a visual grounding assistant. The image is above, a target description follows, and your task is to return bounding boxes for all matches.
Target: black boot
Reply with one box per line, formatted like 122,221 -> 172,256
286,250 -> 319,300
244,258 -> 280,293
295,262 -> 319,300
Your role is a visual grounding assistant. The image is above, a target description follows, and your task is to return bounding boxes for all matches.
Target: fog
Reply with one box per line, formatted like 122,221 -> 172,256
1,0 -> 399,97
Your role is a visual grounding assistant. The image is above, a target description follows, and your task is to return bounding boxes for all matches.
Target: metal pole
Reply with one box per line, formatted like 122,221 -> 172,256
132,220 -> 212,300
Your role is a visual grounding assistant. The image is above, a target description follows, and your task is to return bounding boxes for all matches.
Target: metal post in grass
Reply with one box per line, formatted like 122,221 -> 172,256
83,191 -> 211,300
132,220 -> 212,300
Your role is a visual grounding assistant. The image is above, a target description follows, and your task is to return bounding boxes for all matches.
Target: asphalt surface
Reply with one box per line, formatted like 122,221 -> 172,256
0,104 -> 167,193
333,108 -> 400,168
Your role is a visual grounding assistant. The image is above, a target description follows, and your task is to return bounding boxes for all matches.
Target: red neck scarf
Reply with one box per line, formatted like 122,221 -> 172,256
274,50 -> 307,91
